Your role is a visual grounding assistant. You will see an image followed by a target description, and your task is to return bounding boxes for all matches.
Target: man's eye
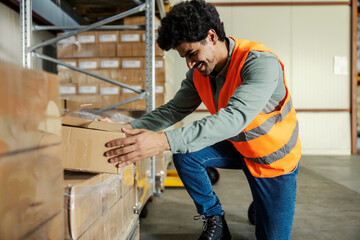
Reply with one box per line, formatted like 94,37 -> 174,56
189,52 -> 196,57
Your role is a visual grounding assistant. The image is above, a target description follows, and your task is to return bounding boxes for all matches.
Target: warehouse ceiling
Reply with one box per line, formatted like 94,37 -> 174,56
53,0 -> 171,25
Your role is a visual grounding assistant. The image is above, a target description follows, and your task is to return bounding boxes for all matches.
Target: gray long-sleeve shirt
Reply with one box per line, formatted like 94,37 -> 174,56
130,37 -> 286,154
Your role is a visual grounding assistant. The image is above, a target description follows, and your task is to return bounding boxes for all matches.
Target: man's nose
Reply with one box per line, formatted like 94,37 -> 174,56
186,57 -> 196,69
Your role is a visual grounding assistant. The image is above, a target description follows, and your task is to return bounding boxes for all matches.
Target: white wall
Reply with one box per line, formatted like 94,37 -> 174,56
166,1 -> 352,155
0,3 -> 54,70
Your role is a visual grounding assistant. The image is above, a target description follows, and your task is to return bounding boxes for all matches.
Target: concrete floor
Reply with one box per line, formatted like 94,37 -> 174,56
140,155 -> 360,240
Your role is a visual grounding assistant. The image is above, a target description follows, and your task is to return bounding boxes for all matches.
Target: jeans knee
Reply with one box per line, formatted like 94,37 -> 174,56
173,153 -> 203,169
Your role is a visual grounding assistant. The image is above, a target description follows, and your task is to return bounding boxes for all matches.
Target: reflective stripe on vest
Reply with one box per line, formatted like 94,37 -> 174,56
193,37 -> 301,178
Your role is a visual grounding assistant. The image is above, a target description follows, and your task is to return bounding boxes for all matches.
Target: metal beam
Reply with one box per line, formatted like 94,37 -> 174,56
34,53 -> 144,94
156,0 -> 166,19
94,92 -> 147,113
20,0 -> 32,68
32,25 -> 145,31
27,3 -> 146,52
132,0 -> 143,5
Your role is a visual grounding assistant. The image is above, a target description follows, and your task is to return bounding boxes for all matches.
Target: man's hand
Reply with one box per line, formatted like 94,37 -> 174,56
104,128 -> 170,168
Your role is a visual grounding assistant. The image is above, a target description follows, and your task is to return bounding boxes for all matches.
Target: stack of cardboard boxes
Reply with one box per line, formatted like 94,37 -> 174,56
0,61 -> 64,239
57,17 -> 166,111
0,60 -> 146,239
61,116 -> 148,239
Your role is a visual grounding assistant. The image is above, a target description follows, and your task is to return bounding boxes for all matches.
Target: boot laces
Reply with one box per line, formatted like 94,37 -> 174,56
194,215 -> 222,238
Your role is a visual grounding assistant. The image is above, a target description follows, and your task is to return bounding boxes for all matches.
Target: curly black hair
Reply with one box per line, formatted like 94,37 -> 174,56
156,0 -> 226,51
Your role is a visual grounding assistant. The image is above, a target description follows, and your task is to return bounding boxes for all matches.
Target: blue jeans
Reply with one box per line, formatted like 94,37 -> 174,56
172,140 -> 298,240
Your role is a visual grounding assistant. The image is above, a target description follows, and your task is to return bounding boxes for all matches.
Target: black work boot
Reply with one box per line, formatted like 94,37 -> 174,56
194,214 -> 231,240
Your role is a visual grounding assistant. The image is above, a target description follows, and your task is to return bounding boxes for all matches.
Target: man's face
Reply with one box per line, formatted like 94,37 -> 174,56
176,37 -> 217,77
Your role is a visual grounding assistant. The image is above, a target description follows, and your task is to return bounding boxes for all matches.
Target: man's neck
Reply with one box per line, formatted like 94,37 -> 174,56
214,39 -> 229,73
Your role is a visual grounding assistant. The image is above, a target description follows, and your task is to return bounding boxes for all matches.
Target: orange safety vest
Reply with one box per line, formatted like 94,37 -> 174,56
193,38 -> 301,178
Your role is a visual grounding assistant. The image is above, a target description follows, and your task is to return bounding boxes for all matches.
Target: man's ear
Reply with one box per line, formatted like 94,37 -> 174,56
207,29 -> 218,45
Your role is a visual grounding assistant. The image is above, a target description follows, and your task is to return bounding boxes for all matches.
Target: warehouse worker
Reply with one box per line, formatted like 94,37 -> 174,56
104,0 -> 301,239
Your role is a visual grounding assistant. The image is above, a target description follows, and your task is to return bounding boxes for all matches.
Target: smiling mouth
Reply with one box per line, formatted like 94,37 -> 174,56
194,62 -> 204,71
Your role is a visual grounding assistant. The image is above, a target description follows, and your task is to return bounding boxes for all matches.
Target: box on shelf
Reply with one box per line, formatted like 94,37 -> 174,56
121,57 -> 144,69
57,33 -> 77,58
57,58 -> 78,71
77,83 -> 99,95
98,31 -> 119,43
100,69 -> 120,81
100,43 -> 117,57
100,83 -> 121,95
131,42 -> 146,57
62,116 -> 126,174
77,31 -> 98,44
64,95 -> 103,109
118,69 -> 135,83
78,58 -> 99,70
84,70 -> 105,84
0,60 -> 62,155
58,70 -> 74,84
60,83 -> 77,96
73,44 -> 101,58
100,58 -> 121,69
123,16 -> 161,28
117,42 -> 135,57
119,30 -> 142,43
64,165 -> 134,240
0,145 -> 64,239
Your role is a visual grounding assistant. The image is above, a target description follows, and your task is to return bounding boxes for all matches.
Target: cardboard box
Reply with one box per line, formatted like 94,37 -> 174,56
131,42 -> 146,57
57,58 -> 78,71
131,42 -> 164,57
100,58 -> 121,69
58,70 -> 73,84
123,16 -> 161,28
131,69 -> 145,83
62,116 -> 126,174
65,95 -> 103,109
57,33 -> 77,58
73,44 -> 101,58
78,83 -> 99,95
0,145 -> 64,239
78,58 -> 99,70
98,31 -> 119,43
121,57 -> 144,69
85,70 -> 104,84
60,83 -> 77,95
118,69 -> 134,83
100,69 -> 119,81
64,166 -> 134,239
117,43 -> 134,57
100,83 -> 120,95
0,61 -> 62,155
77,31 -> 98,44
119,30 -> 142,43
26,211 -> 64,240
75,182 -> 137,240
100,43 -> 117,57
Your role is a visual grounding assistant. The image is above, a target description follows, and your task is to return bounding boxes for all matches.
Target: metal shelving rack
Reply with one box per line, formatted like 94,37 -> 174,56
20,0 -> 165,197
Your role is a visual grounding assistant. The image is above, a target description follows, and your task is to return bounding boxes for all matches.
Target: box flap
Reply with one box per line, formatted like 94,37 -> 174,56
62,116 -> 123,132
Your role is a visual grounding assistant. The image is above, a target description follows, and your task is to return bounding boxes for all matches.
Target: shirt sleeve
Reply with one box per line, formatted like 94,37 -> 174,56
129,69 -> 202,131
165,51 -> 283,154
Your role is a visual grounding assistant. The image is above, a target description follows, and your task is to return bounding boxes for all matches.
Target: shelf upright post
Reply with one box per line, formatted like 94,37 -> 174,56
20,0 -> 32,68
145,0 -> 156,195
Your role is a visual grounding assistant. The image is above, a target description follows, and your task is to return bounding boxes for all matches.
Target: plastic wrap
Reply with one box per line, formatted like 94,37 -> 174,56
155,152 -> 172,191
63,164 -> 136,239
136,158 -> 153,209
0,60 -> 61,155
0,145 -> 64,240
